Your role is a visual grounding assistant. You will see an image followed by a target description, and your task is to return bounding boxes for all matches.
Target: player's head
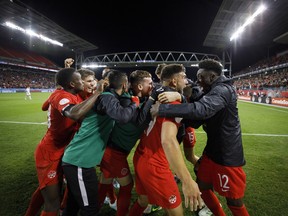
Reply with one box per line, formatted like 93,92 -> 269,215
129,70 -> 153,97
77,68 -> 97,94
55,68 -> 84,93
160,64 -> 187,93
155,63 -> 167,79
102,67 -> 111,78
197,59 -> 223,92
108,70 -> 128,93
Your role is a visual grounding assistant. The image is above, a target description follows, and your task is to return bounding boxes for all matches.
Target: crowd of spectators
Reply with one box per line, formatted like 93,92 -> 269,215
0,65 -> 56,89
233,68 -> 288,91
233,52 -> 288,92
233,52 -> 288,76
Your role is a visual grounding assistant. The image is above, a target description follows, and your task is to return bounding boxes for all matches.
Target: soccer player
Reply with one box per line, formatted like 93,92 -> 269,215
150,59 -> 250,216
98,70 -> 155,216
61,70 -> 140,215
129,64 -> 204,216
25,85 -> 32,100
25,68 -> 103,216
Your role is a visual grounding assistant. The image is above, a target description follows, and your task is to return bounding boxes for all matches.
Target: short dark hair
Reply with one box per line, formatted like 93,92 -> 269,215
160,64 -> 186,81
55,68 -> 77,88
129,70 -> 152,85
198,59 -> 223,75
108,70 -> 127,89
155,63 -> 167,77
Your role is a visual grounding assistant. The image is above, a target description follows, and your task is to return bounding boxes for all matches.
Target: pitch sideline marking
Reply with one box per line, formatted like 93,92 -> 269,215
0,120 -> 47,125
0,121 -> 287,137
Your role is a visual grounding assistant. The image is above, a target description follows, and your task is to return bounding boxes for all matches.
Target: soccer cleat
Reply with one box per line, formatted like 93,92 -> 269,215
113,179 -> 120,189
198,205 -> 213,216
174,174 -> 181,184
109,199 -> 117,211
143,204 -> 162,214
104,196 -> 110,204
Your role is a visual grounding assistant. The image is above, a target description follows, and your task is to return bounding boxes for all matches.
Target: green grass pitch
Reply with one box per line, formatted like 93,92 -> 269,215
0,92 -> 288,216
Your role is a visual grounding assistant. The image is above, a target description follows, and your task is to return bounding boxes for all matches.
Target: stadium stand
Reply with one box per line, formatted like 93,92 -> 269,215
233,52 -> 288,107
0,46 -> 59,70
0,46 -> 59,92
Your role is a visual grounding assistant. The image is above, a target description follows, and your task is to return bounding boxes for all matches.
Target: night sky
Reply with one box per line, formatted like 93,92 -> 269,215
2,0 -> 288,77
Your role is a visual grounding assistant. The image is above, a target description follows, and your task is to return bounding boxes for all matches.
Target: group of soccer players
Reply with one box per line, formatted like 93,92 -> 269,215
25,58 -> 250,216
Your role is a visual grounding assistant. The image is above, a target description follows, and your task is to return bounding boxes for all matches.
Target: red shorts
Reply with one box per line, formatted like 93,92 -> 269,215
35,144 -> 64,189
183,127 -> 196,148
197,155 -> 246,199
133,153 -> 182,209
100,146 -> 130,178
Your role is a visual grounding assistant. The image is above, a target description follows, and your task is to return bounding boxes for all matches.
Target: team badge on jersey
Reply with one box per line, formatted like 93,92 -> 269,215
121,168 -> 129,176
47,170 -> 57,179
169,195 -> 177,204
59,98 -> 70,105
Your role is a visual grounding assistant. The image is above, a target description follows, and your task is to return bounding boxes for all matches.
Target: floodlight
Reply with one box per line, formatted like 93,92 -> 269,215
82,64 -> 107,68
4,21 -> 63,47
230,4 -> 267,41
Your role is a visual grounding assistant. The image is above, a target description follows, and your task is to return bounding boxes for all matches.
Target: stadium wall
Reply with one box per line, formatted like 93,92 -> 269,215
0,88 -> 55,93
238,95 -> 288,107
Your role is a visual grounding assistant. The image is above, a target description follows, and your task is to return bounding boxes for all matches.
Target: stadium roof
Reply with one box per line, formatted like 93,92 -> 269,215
204,0 -> 288,49
0,0 -> 98,53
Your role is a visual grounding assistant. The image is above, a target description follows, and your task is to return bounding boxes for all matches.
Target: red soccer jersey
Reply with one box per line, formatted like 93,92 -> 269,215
136,101 -> 181,169
39,89 -> 81,153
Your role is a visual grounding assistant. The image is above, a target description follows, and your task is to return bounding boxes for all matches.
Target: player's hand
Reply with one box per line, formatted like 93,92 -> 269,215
64,58 -> 74,68
150,84 -> 165,100
158,91 -> 182,103
95,79 -> 108,93
182,180 -> 204,211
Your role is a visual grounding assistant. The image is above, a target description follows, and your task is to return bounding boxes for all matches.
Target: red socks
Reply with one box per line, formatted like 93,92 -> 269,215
228,204 -> 250,216
40,211 -> 58,216
117,182 -> 133,216
106,183 -> 117,204
201,190 -> 225,216
128,201 -> 147,216
98,183 -> 116,206
60,187 -> 68,210
24,187 -> 44,216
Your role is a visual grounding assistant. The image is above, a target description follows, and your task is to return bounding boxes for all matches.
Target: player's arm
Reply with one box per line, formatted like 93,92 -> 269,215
158,91 -> 183,103
63,80 -> 105,121
183,126 -> 199,165
161,120 -> 203,211
96,95 -> 139,124
42,98 -> 50,111
63,91 -> 101,121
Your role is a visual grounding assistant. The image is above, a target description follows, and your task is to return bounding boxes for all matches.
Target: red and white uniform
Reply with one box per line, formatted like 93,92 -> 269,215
133,101 -> 182,209
35,89 -> 81,189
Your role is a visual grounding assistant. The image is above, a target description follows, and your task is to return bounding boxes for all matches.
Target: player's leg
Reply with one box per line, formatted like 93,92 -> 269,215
40,184 -> 61,216
165,203 -> 183,216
